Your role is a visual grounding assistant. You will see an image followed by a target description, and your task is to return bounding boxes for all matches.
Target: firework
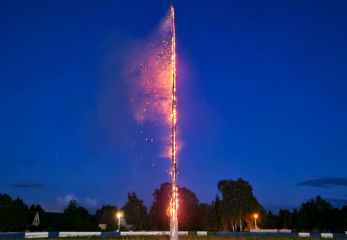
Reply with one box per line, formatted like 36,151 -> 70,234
170,5 -> 178,240
127,9 -> 174,159
126,6 -> 178,239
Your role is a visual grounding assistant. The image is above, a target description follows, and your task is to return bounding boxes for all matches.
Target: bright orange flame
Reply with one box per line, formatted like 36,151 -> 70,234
170,5 -> 178,227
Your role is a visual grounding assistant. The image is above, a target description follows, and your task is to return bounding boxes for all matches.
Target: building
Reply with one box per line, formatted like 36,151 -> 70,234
27,211 -> 40,227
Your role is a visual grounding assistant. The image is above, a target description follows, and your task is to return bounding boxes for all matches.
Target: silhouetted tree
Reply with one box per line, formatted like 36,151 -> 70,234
296,195 -> 342,232
279,209 -> 293,229
0,194 -> 12,231
29,204 -> 44,213
218,178 -> 260,231
177,187 -> 199,231
63,199 -> 91,231
149,182 -> 200,231
341,205 -> 347,231
213,194 -> 223,231
122,192 -> 149,230
0,194 -> 12,210
255,205 -> 267,229
264,211 -> 279,229
197,203 -> 219,231
0,195 -> 28,232
149,182 -> 171,230
93,205 -> 117,230
262,196 -> 346,233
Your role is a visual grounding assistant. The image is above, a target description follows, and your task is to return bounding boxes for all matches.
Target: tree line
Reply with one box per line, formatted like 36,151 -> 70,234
1,178 -> 346,232
265,196 -> 347,233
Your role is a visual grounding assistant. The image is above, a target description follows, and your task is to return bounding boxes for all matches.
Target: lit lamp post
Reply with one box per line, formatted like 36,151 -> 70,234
117,213 -> 121,232
254,214 -> 258,229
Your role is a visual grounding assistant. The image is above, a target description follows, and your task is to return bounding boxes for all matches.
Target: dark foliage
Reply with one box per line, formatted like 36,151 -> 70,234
1,184 -> 347,232
149,182 -> 200,231
217,178 -> 262,232
122,192 -> 149,231
63,199 -> 91,231
93,204 -> 117,230
262,195 -> 346,233
0,194 -> 28,232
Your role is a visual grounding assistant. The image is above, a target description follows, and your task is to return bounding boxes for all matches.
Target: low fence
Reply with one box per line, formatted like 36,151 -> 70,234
250,229 -> 292,233
0,231 -> 346,238
216,232 -> 347,238
0,232 -> 202,238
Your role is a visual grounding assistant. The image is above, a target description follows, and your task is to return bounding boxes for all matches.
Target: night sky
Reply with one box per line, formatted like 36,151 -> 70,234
1,0 -> 347,215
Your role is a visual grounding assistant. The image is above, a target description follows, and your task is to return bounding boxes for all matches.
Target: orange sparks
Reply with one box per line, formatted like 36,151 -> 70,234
170,5 -> 178,236
126,7 -> 178,234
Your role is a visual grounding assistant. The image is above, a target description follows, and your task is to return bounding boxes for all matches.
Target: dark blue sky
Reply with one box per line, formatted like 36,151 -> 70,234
1,0 -> 347,214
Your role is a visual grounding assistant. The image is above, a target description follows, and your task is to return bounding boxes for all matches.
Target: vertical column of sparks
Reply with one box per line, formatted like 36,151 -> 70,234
170,4 -> 178,240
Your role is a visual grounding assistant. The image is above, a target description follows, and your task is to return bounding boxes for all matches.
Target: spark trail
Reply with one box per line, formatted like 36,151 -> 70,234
126,6 -> 178,239
170,5 -> 178,240
127,10 -> 174,158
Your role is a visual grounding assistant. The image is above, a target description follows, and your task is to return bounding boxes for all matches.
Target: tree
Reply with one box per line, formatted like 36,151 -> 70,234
93,205 -> 118,230
255,205 -> 267,229
341,205 -> 347,231
288,196 -> 345,232
196,196 -> 223,232
264,211 -> 279,229
177,187 -> 199,231
63,199 -> 91,231
0,196 -> 28,232
0,194 -> 12,231
122,192 -> 149,231
0,194 -> 12,209
197,202 -> 219,231
218,180 -> 236,231
217,178 -> 260,231
149,182 -> 200,231
197,203 -> 209,230
278,209 -> 293,229
149,182 -> 171,230
244,204 -> 266,231
296,195 -> 341,232
29,204 -> 45,214
213,194 -> 223,231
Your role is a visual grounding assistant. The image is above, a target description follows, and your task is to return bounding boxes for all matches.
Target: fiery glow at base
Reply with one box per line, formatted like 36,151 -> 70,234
170,5 -> 178,240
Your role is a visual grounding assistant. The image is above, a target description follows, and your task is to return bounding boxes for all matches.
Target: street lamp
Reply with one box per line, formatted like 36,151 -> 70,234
254,214 -> 258,229
117,213 -> 121,232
